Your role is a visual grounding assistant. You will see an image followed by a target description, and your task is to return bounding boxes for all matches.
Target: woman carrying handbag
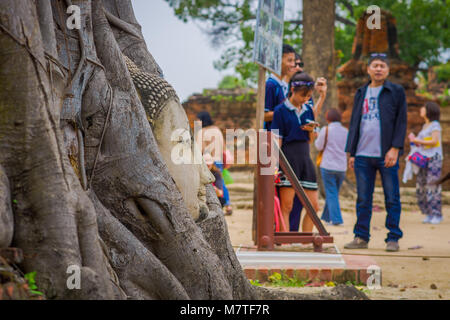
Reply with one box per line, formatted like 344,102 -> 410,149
315,109 -> 348,226
408,102 -> 443,224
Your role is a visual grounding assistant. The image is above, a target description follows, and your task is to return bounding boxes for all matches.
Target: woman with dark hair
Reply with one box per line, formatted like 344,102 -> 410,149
196,111 -> 233,215
271,72 -> 319,232
408,102 -> 443,224
196,111 -> 224,162
315,108 -> 348,225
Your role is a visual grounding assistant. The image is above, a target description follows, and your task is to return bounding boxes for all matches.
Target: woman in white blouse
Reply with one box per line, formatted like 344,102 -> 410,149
315,109 -> 348,225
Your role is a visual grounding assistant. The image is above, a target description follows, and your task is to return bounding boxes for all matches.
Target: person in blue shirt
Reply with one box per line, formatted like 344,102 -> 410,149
271,72 -> 321,232
266,51 -> 328,231
264,44 -> 296,130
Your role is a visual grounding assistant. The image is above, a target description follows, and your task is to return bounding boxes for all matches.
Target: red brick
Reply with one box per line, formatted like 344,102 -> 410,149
358,269 -> 369,285
359,268 -> 383,286
284,268 -> 294,279
344,269 -> 358,283
257,268 -> 269,282
295,269 -> 309,281
319,269 -> 332,282
332,269 -> 345,282
308,269 -> 320,282
244,268 -> 256,280
332,268 -> 358,283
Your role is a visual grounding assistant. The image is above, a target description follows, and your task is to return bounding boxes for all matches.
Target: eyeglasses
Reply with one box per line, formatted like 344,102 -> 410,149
291,81 -> 314,87
296,61 -> 304,68
370,53 -> 387,58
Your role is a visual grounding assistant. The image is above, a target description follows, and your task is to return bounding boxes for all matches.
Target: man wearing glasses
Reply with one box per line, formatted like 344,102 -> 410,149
344,53 -> 407,252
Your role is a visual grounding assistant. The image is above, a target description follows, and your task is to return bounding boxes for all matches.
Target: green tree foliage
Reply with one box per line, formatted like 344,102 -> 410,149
166,0 -> 450,81
349,0 -> 450,68
218,75 -> 248,89
435,62 -> 450,83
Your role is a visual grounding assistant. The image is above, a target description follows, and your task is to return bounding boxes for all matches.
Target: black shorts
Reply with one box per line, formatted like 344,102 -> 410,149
276,140 -> 318,190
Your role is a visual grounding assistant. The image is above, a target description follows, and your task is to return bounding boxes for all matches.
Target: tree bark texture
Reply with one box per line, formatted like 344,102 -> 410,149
303,0 -> 337,117
0,0 -> 366,300
302,0 -> 356,199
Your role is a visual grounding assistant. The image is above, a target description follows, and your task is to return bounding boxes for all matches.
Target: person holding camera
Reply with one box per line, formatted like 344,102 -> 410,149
271,72 -> 324,232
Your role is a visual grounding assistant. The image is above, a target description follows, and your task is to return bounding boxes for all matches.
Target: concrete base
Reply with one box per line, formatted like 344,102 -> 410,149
236,245 -> 381,285
237,250 -> 346,268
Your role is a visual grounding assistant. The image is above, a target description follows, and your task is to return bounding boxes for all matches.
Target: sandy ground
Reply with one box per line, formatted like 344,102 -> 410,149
224,170 -> 450,300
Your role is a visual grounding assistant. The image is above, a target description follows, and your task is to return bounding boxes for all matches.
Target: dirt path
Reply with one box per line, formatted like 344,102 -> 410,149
225,170 -> 450,300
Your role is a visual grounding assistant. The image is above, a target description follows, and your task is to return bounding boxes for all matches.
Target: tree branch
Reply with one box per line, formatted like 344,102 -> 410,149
103,8 -> 142,40
287,15 -> 355,27
336,15 -> 356,26
337,0 -> 354,17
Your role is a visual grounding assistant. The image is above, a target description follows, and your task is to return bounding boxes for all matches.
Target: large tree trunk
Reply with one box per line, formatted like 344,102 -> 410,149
0,0 -> 365,300
303,0 -> 337,116
302,0 -> 355,199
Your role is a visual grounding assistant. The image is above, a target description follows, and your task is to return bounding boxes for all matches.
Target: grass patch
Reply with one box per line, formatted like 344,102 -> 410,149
267,272 -> 308,287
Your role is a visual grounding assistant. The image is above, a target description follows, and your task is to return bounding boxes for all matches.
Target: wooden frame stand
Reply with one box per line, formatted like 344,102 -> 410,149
255,133 -> 334,252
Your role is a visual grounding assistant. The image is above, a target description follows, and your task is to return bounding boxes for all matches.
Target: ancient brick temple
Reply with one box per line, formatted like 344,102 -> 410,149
183,88 -> 257,166
183,88 -> 256,131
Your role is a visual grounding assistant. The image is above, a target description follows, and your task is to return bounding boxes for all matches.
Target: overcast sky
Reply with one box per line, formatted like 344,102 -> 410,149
132,0 -> 302,103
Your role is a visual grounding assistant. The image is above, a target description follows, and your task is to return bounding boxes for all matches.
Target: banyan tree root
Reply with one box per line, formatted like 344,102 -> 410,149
0,0 -> 368,300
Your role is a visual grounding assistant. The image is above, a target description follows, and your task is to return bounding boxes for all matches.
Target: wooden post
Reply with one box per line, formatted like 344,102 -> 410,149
252,66 -> 267,244
256,131 -> 275,250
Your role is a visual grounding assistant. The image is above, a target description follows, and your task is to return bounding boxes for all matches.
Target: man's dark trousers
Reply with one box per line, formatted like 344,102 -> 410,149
353,156 -> 403,243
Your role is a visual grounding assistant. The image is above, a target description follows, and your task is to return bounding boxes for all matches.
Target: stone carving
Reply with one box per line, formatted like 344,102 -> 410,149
124,55 -> 214,221
124,55 -> 178,125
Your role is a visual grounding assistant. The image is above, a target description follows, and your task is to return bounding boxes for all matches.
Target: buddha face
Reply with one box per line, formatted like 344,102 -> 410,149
152,99 -> 214,221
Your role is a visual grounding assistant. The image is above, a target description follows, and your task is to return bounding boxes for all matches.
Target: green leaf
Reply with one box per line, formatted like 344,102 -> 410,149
30,290 -> 44,296
268,272 -> 282,283
249,279 -> 262,286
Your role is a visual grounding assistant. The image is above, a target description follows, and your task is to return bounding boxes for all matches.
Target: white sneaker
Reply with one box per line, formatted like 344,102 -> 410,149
422,215 -> 433,224
430,216 -> 443,225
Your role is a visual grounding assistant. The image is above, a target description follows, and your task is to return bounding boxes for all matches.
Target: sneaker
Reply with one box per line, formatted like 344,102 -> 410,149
422,215 -> 433,224
430,216 -> 443,225
386,241 -> 399,252
344,237 -> 368,249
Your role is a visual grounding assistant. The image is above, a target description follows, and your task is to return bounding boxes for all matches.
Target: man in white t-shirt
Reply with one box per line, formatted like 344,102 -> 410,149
344,53 -> 408,252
